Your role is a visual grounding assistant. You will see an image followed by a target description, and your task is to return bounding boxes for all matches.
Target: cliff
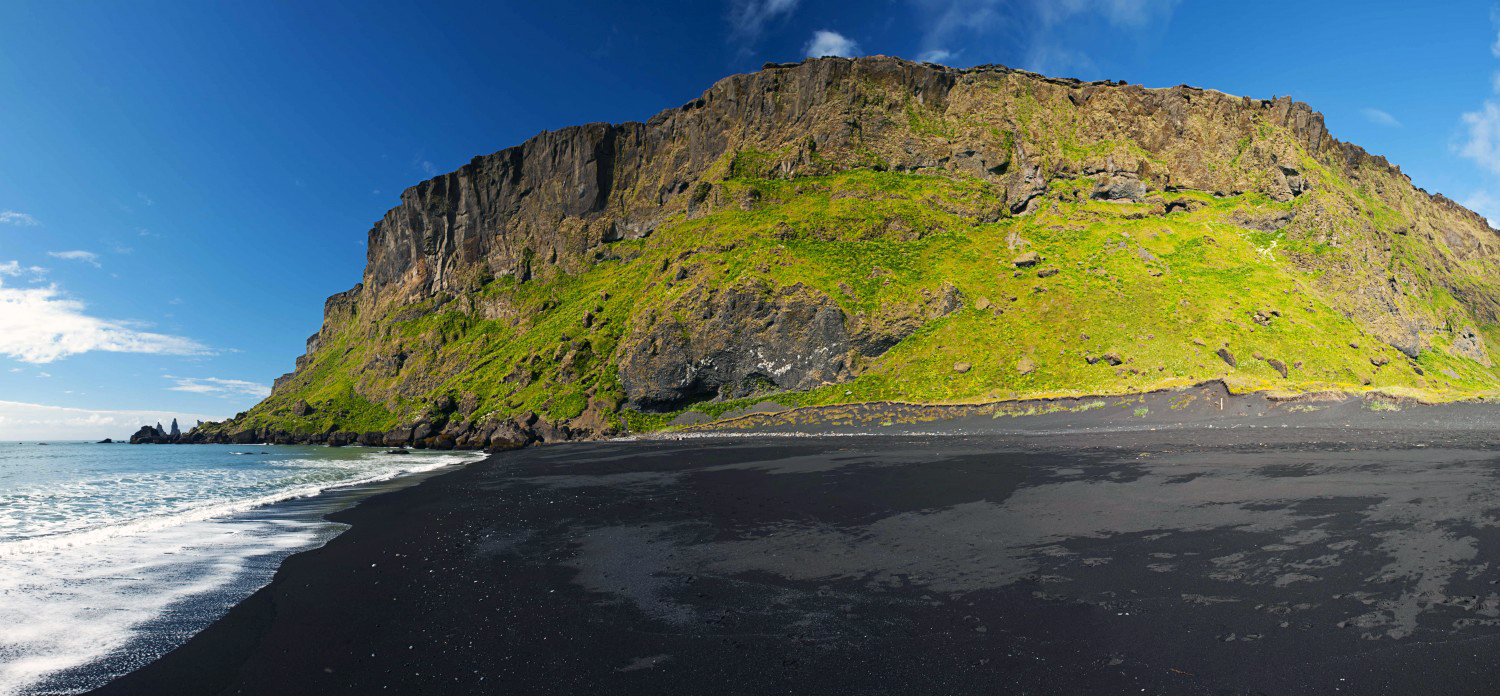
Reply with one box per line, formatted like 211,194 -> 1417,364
191,56 -> 1500,448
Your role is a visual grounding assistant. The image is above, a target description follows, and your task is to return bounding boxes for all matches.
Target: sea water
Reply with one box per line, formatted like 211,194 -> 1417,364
0,441 -> 481,695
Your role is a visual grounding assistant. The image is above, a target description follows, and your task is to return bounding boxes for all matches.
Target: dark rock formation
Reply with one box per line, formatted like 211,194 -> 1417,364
619,280 -> 845,409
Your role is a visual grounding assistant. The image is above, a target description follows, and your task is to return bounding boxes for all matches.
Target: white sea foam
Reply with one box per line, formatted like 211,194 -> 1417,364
0,446 -> 480,695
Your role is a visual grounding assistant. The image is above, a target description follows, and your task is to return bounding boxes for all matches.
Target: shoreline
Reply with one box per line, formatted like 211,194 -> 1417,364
10,447 -> 478,696
90,452 -> 498,695
93,413 -> 1500,694
125,379 -> 1500,450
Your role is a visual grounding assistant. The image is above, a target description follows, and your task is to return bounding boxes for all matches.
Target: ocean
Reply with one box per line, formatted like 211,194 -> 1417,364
0,441 -> 481,695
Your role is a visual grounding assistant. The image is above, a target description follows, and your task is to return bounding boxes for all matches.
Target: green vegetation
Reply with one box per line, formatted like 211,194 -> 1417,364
207,66 -> 1500,440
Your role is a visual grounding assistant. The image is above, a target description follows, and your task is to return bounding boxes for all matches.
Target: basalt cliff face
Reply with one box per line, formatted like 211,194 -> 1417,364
191,56 -> 1500,449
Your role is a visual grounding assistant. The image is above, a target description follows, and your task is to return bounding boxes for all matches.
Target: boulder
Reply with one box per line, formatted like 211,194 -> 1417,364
128,425 -> 157,444
953,362 -> 972,373
1087,352 -> 1123,366
383,426 -> 413,447
1091,173 -> 1147,202
1266,358 -> 1289,378
1216,347 -> 1237,367
1016,356 -> 1036,375
1012,252 -> 1041,267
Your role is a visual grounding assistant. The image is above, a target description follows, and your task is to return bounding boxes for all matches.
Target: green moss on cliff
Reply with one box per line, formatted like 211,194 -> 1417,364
205,60 -> 1500,440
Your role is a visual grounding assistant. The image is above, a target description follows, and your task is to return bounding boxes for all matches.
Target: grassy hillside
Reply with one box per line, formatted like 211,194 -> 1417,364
200,58 -> 1500,442
218,165 -> 1500,438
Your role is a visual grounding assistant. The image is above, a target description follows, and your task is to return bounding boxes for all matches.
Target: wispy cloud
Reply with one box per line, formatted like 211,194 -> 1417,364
165,376 -> 270,399
907,0 -> 1178,75
917,49 -> 956,64
136,192 -> 154,206
0,261 -> 47,281
0,278 -> 209,363
1455,15 -> 1500,228
1360,107 -> 1402,128
0,399 -> 216,440
730,0 -> 799,40
47,250 -> 101,268
418,160 -> 438,177
0,211 -> 38,226
1460,97 -> 1500,175
1037,0 -> 1177,27
805,30 -> 860,58
1462,191 -> 1500,228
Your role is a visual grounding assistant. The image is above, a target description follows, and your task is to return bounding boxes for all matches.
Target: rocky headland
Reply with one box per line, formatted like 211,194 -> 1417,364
148,56 -> 1500,449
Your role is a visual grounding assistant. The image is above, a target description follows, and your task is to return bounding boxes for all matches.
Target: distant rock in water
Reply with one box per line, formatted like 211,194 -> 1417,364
97,438 -> 113,444
130,419 -> 201,444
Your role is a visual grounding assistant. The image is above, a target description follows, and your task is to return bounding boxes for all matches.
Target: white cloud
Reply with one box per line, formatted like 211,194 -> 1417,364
47,250 -> 101,268
805,30 -> 860,58
0,261 -> 46,280
0,211 -> 38,226
917,49 -> 956,64
0,278 -> 209,363
1360,107 -> 1402,128
0,400 -> 217,441
136,192 -> 154,206
1459,100 -> 1500,175
418,160 -> 438,177
165,376 -> 270,399
730,0 -> 799,39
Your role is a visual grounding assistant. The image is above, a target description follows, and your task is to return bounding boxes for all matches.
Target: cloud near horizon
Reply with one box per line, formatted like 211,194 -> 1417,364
805,30 -> 860,58
166,375 -> 271,399
0,278 -> 210,363
0,399 -> 217,441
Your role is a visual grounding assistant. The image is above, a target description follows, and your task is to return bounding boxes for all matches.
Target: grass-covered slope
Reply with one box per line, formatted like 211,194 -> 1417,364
200,57 -> 1500,444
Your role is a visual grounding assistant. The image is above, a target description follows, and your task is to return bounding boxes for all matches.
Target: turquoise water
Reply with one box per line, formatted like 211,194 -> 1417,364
0,441 -> 479,695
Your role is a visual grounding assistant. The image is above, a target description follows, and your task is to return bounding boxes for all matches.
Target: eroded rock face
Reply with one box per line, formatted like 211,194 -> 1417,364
1453,326 -> 1493,366
619,280 -> 853,410
211,55 -> 1500,447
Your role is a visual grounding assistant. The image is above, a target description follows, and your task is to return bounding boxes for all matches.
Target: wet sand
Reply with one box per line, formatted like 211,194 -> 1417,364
96,420 -> 1500,694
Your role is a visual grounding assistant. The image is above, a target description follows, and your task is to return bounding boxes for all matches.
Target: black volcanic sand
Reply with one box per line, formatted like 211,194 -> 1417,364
97,423 -> 1500,694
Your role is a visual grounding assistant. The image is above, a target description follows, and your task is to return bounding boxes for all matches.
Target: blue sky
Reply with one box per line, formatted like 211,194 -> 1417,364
3,0 -> 1500,438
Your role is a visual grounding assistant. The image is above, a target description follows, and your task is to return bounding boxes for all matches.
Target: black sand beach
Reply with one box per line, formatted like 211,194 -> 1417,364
96,396 -> 1500,695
